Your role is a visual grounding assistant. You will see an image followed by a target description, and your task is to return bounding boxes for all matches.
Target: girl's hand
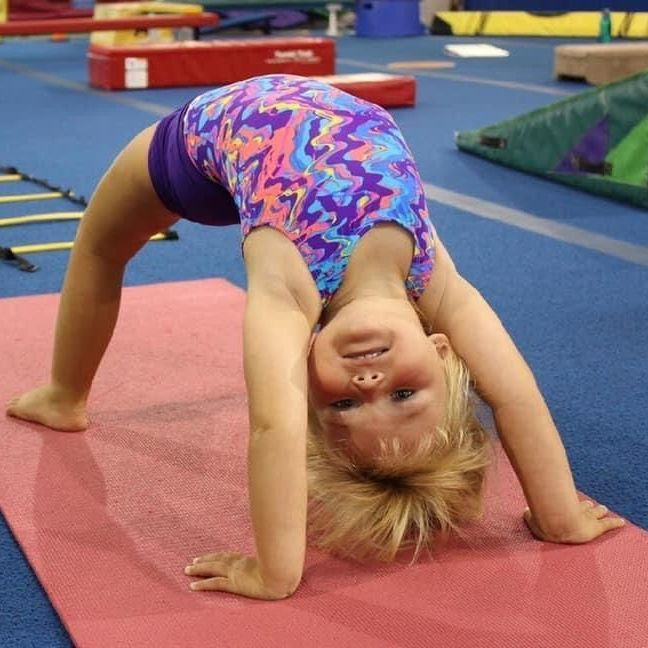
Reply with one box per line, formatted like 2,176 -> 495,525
184,551 -> 297,600
524,500 -> 626,544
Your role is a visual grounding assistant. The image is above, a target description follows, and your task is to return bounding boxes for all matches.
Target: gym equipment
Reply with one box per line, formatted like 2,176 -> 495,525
185,0 -> 354,38
312,72 -> 416,107
456,71 -> 648,209
355,0 -> 424,38
89,2 -> 209,48
0,166 -> 177,272
0,211 -> 83,227
0,166 -> 87,205
0,191 -> 69,204
87,37 -> 336,89
0,12 -> 219,37
555,43 -> 648,86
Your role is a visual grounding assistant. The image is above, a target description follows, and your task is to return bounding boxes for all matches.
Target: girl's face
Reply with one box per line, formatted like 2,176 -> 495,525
308,305 -> 449,458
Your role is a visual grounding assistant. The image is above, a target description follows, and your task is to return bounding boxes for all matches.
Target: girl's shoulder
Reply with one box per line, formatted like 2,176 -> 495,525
243,226 -> 322,326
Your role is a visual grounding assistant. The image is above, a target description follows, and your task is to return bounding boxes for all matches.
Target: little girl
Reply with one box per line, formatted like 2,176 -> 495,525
7,74 -> 624,600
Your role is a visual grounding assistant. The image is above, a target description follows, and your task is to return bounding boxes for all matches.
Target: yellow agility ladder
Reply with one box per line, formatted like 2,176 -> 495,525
0,166 -> 179,272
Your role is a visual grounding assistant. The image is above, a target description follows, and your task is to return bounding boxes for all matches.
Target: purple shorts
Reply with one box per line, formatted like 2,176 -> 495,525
147,106 -> 240,226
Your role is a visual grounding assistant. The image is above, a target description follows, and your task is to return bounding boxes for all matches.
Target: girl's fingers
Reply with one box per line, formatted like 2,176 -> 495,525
192,551 -> 239,565
189,576 -> 232,592
185,561 -> 229,578
192,553 -> 221,564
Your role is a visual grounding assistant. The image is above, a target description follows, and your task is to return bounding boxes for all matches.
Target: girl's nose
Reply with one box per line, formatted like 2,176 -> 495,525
351,371 -> 385,389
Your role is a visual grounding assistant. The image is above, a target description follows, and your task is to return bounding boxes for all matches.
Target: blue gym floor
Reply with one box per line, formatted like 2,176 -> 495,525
1,31 -> 647,647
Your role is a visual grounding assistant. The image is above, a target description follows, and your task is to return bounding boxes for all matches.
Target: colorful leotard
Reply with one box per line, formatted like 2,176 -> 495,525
148,74 -> 435,306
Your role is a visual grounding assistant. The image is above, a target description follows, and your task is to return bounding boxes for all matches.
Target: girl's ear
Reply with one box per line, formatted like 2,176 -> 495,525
429,333 -> 451,359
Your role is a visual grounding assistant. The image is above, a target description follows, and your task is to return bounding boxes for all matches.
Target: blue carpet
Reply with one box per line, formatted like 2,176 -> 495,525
1,32 -> 647,647
0,515 -> 71,647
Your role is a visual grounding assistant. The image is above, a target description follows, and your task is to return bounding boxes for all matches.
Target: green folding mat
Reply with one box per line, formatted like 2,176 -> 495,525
456,70 -> 648,209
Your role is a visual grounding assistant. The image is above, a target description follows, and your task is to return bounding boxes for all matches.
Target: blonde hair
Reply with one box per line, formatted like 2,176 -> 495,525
307,348 -> 491,562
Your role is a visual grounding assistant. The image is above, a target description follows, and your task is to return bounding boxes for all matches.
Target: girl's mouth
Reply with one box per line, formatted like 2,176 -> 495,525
343,347 -> 389,360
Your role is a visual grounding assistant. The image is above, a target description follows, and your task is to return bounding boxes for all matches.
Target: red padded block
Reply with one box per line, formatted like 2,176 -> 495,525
87,38 -> 336,90
313,73 -> 416,107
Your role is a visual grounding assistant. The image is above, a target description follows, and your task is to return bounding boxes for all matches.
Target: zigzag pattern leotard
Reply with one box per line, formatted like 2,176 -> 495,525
182,74 -> 435,306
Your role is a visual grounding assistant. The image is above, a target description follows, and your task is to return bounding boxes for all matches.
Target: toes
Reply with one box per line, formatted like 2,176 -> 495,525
580,501 -> 610,518
604,517 -> 626,530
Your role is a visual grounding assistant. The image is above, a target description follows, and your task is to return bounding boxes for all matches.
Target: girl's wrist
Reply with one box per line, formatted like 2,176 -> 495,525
527,502 -> 582,541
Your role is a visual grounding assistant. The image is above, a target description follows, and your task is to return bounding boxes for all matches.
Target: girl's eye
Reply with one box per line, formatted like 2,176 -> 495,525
392,389 -> 415,401
330,398 -> 358,411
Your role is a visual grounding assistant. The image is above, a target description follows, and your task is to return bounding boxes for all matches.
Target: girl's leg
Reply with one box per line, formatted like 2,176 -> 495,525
7,124 -> 179,431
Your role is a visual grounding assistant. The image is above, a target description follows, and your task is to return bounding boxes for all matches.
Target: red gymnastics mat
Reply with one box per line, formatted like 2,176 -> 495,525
1,278 -> 648,648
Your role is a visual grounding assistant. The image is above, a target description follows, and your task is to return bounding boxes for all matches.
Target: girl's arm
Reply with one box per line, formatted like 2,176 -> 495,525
431,242 -> 624,542
186,228 -> 320,599
242,282 -> 312,595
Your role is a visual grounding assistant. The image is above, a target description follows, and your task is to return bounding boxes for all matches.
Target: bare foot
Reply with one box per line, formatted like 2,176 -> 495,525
6,385 -> 88,432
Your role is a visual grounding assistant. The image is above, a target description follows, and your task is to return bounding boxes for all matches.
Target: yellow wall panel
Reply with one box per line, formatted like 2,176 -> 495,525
436,11 -> 648,38
624,14 -> 648,38
436,11 -> 483,36
485,12 -> 600,37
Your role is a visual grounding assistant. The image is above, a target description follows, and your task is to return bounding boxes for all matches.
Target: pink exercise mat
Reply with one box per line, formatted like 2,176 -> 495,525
1,279 -> 647,648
